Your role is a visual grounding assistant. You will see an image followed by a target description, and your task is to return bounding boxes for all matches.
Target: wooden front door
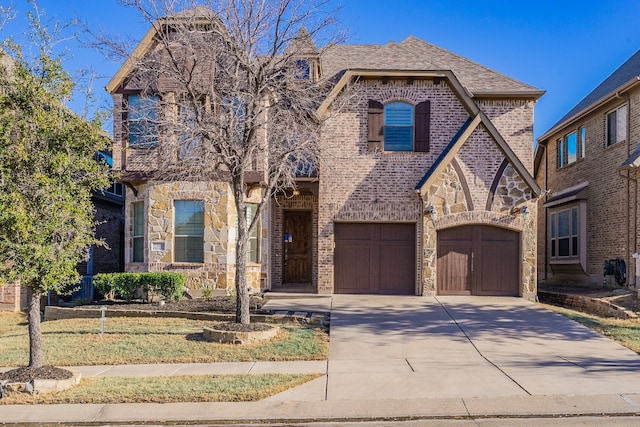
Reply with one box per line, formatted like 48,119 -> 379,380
437,225 -> 519,296
283,210 -> 312,284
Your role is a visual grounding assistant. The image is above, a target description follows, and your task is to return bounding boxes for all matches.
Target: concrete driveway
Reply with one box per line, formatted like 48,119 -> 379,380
321,295 -> 640,401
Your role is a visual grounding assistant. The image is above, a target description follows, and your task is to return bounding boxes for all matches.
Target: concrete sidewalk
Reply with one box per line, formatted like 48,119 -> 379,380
3,294 -> 640,424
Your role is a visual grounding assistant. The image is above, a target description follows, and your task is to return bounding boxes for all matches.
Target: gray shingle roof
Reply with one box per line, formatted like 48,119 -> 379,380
320,36 -> 541,95
548,48 -> 640,132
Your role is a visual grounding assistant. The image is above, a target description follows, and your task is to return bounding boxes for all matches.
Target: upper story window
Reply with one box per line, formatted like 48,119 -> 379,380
132,202 -> 144,263
556,125 -> 586,168
367,99 -> 430,152
384,102 -> 414,151
178,102 -> 203,159
174,200 -> 204,263
128,95 -> 160,147
606,104 -> 627,147
294,59 -> 310,80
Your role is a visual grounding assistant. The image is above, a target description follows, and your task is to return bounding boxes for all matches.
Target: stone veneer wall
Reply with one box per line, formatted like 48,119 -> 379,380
422,157 -> 537,300
125,181 -> 267,294
271,194 -> 319,289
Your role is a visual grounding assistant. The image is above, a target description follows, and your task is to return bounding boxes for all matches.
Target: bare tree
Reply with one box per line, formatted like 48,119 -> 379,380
93,0 -> 346,324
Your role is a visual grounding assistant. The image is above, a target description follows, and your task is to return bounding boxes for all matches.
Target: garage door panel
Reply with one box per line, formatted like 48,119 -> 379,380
478,243 -> 518,296
379,242 -> 415,294
334,242 -> 371,293
335,223 -> 415,295
437,242 -> 472,295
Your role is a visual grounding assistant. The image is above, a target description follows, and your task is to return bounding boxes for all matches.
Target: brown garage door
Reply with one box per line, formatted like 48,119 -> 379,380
437,225 -> 519,296
334,223 -> 415,294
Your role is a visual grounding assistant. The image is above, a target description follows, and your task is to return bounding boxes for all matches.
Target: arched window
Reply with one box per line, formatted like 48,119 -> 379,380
384,101 -> 414,151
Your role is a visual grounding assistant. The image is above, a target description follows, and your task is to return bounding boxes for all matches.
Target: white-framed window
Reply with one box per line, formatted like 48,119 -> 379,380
606,104 -> 627,147
246,203 -> 260,264
174,200 -> 204,263
557,126 -> 586,168
550,206 -> 579,260
132,202 -> 144,262
128,94 -> 160,147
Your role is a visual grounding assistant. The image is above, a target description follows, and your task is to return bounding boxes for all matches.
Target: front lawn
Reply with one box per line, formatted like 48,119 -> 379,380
543,304 -> 640,353
0,373 -> 320,405
0,312 -> 328,366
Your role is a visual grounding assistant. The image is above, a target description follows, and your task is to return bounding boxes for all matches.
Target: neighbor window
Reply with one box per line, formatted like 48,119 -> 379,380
550,206 -> 579,259
128,95 -> 160,147
246,203 -> 260,264
174,200 -> 204,263
132,202 -> 144,262
606,104 -> 627,147
557,126 -> 586,168
368,99 -> 430,152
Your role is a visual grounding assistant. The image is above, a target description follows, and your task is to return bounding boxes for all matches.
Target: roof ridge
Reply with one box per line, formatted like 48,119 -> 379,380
399,36 -> 538,92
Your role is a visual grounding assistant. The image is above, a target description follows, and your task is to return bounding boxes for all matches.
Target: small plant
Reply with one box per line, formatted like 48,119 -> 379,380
201,287 -> 214,301
94,273 -> 184,302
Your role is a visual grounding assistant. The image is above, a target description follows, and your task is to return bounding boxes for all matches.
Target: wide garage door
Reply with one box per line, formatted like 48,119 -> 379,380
437,225 -> 519,296
334,223 -> 415,294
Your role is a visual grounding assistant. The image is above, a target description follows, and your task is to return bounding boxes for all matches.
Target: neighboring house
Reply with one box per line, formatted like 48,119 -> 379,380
70,151 -> 125,301
108,9 -> 543,300
535,49 -> 640,288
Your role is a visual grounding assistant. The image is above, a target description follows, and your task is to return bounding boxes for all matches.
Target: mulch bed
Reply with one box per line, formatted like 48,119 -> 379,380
91,295 -> 265,313
1,366 -> 73,382
212,322 -> 274,332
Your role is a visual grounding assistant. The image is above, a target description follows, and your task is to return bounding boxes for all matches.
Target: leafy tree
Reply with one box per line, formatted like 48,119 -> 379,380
91,0 -> 349,324
0,7 -> 110,368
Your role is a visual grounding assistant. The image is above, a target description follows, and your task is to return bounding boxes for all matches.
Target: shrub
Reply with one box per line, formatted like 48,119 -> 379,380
94,273 -> 184,302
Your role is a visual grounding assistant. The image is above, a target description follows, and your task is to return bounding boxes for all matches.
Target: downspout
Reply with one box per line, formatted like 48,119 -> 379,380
617,91 -> 633,285
544,143 -> 548,281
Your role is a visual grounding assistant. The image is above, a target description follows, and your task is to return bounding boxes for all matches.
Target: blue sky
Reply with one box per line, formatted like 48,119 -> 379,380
3,0 -> 640,142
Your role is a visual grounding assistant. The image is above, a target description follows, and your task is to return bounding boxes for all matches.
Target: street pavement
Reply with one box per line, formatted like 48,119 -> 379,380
2,294 -> 640,425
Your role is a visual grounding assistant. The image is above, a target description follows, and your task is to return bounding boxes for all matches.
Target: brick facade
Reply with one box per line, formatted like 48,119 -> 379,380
537,86 -> 640,287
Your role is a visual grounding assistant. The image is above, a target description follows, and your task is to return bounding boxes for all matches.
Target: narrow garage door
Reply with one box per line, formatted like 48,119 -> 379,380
334,223 -> 415,294
437,225 -> 519,296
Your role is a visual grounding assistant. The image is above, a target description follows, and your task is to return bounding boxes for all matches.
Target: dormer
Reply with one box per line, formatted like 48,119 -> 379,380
286,27 -> 321,82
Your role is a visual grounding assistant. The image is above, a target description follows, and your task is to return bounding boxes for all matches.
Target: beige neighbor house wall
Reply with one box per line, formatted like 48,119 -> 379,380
0,282 -> 27,312
537,86 -> 640,286
319,78 -> 538,300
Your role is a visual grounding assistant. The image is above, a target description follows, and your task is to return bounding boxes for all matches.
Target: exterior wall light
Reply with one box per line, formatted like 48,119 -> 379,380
511,205 -> 530,221
425,204 -> 437,220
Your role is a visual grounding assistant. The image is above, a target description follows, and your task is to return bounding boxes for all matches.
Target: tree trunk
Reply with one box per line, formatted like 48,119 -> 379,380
234,179 -> 251,324
27,286 -> 44,368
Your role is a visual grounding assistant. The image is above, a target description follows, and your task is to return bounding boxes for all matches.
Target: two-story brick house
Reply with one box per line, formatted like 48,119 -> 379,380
536,49 -> 640,288
108,9 -> 543,300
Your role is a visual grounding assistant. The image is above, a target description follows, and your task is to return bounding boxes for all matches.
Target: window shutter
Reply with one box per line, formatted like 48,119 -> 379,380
368,100 -> 383,151
414,100 -> 431,152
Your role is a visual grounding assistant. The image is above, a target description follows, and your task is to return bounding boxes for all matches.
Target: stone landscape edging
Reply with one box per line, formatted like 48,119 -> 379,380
43,306 -> 328,327
1,369 -> 81,395
538,291 -> 638,319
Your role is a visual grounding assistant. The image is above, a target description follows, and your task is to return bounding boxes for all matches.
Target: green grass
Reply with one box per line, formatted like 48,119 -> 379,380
544,304 -> 640,353
0,313 -> 328,366
0,373 -> 321,405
